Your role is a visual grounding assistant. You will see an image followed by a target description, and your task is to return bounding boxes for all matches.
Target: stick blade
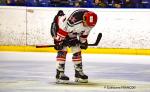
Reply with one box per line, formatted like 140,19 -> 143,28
88,33 -> 102,46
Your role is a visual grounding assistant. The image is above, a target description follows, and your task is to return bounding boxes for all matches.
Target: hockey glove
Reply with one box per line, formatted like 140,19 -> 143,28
54,39 -> 63,50
54,45 -> 63,50
80,41 -> 88,50
57,10 -> 65,16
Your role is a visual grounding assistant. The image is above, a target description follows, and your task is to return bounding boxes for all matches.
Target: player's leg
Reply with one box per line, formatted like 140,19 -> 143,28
56,47 -> 69,83
71,46 -> 88,83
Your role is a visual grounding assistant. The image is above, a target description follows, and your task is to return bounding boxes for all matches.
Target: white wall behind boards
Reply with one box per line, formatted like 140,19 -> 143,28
0,6 -> 150,49
0,7 -> 26,45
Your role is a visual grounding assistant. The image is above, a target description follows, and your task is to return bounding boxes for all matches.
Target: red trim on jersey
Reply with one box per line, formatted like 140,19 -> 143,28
57,28 -> 68,37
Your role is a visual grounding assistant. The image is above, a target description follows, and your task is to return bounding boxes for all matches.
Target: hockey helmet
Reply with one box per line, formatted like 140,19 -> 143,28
83,11 -> 97,27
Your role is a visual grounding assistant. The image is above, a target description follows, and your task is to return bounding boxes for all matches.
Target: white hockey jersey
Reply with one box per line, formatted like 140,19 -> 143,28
58,9 -> 93,43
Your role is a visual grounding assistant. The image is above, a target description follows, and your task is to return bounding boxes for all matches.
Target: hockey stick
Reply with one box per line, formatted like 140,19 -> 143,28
36,33 -> 102,48
88,33 -> 102,46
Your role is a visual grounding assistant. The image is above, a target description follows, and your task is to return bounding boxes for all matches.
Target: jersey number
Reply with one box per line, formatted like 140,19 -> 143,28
90,16 -> 93,23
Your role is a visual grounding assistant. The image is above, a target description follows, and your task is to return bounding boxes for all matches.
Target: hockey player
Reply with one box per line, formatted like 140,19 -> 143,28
51,9 -> 97,83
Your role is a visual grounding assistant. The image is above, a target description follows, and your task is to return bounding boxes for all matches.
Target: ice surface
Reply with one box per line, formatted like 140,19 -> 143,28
0,52 -> 150,92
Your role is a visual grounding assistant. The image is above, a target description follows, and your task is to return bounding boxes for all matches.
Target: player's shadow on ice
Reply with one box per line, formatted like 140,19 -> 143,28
51,81 -> 104,87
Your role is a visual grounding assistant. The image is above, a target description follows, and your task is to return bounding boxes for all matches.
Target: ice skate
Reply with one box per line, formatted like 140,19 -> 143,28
74,63 -> 88,83
75,70 -> 88,83
56,69 -> 69,84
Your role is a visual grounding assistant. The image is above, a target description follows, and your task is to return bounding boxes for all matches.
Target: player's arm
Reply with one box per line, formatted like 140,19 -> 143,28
54,15 -> 68,50
79,29 -> 91,49
51,10 -> 65,38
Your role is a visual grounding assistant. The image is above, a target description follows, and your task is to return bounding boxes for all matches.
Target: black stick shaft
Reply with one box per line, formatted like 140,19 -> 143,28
36,33 -> 102,48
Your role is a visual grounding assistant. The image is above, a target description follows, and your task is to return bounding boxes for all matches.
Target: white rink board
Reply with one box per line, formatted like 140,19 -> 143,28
0,6 -> 150,49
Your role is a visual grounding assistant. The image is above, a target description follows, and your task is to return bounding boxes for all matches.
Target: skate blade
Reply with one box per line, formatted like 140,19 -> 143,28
56,79 -> 69,84
75,78 -> 88,83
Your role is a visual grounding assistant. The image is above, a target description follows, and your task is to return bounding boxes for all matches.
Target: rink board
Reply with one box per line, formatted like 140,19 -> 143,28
0,46 -> 150,55
1,7 -> 150,49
